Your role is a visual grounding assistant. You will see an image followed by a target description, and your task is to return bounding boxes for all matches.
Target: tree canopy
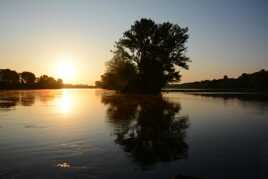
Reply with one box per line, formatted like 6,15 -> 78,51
96,18 -> 190,94
20,71 -> 36,85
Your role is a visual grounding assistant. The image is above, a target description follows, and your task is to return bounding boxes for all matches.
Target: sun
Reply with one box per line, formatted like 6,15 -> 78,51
55,55 -> 76,83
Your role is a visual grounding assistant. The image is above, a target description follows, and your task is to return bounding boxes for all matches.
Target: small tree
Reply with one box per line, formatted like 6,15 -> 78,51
98,18 -> 190,93
20,71 -> 36,85
37,75 -> 63,89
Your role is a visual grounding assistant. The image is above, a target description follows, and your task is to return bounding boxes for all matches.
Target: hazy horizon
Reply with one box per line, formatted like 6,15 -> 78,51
0,0 -> 267,85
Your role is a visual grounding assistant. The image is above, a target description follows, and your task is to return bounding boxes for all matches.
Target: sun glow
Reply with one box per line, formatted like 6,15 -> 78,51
55,55 -> 76,83
56,90 -> 73,114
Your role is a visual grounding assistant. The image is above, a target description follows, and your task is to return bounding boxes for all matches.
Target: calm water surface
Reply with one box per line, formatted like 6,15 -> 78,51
0,89 -> 267,179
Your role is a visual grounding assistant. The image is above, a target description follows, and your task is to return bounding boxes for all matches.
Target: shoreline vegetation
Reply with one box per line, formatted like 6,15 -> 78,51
0,18 -> 267,93
0,69 -> 63,90
1,69 -> 267,93
63,84 -> 95,89
0,69 -> 94,90
166,69 -> 268,92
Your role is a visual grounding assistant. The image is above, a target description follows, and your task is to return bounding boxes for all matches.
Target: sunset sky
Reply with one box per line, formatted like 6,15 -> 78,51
0,0 -> 267,84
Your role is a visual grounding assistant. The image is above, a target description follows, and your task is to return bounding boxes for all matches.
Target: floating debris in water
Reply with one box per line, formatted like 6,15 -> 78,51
56,162 -> 71,168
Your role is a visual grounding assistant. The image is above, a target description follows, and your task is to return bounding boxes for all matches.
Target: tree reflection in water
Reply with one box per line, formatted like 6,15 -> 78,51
101,93 -> 189,167
0,90 -> 57,109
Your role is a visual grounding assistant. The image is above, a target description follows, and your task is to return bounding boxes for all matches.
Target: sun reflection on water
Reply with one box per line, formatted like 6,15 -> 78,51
56,90 -> 74,114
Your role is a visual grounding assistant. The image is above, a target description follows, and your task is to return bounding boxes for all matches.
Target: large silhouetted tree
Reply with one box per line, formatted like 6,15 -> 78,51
97,18 -> 190,94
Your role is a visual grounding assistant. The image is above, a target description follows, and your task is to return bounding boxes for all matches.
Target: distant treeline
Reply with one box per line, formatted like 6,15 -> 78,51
63,84 -> 95,88
0,69 -> 63,89
169,69 -> 268,91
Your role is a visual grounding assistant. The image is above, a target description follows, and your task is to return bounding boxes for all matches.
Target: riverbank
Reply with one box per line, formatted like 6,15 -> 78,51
162,88 -> 268,93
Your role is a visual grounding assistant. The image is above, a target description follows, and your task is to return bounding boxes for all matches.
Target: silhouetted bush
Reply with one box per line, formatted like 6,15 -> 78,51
36,75 -> 63,89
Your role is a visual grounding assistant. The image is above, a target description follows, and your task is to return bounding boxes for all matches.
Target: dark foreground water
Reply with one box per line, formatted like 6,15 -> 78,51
0,89 -> 267,179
